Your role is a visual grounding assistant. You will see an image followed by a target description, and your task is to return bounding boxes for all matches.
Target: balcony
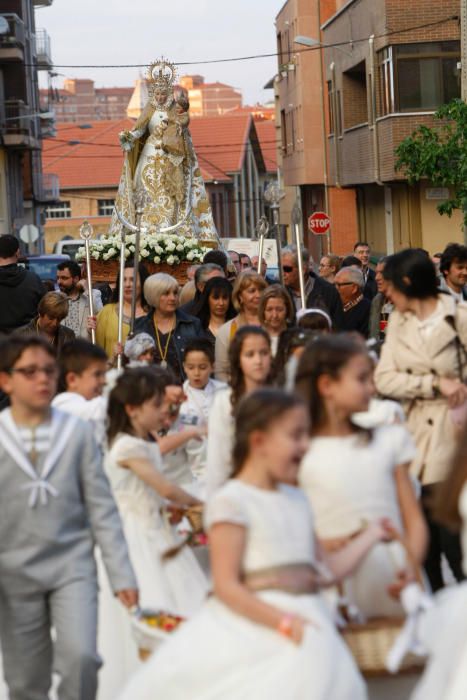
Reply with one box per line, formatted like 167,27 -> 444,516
37,173 -> 60,203
34,29 -> 52,69
0,13 -> 25,61
2,100 -> 41,149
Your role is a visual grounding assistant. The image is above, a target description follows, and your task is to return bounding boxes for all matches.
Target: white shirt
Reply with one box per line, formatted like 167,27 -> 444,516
52,392 -> 107,449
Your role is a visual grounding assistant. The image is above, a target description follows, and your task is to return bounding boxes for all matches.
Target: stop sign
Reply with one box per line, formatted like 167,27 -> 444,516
308,211 -> 330,235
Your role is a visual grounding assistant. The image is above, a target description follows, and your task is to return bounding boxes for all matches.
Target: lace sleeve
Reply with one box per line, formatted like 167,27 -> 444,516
204,485 -> 249,530
112,435 -> 151,463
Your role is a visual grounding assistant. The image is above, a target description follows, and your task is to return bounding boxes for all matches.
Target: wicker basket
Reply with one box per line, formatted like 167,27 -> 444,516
185,505 -> 204,533
342,617 -> 425,677
341,531 -> 426,677
88,259 -> 192,284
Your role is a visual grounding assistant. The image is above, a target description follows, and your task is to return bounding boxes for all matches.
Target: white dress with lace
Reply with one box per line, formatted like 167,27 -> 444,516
97,433 -> 208,700
299,425 -> 417,618
411,484 -> 467,700
117,479 -> 366,700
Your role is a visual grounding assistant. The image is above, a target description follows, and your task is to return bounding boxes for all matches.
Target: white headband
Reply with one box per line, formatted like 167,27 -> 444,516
296,307 -> 332,329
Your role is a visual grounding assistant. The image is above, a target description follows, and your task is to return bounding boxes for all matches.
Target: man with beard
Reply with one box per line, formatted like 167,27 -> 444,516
56,261 -> 102,338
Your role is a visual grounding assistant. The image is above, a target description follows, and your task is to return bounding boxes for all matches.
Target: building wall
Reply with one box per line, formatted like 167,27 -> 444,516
322,0 -> 461,252
275,0 -> 360,257
42,79 -> 134,123
418,182 -> 464,253
0,149 -> 9,235
328,186 -> 359,255
44,187 -> 116,251
276,0 -> 327,186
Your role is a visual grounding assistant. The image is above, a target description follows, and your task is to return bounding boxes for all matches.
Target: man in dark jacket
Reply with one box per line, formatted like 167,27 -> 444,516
281,245 -> 344,330
354,241 -> 377,300
0,235 -> 45,335
335,266 -> 371,338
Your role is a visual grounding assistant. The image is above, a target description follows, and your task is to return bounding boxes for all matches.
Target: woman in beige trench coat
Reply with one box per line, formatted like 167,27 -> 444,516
375,248 -> 467,591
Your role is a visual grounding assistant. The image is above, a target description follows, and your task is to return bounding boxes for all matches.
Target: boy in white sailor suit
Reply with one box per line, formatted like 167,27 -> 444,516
0,335 -> 138,700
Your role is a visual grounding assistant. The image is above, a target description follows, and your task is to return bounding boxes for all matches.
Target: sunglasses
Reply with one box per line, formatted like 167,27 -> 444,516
282,265 -> 294,273
334,281 -> 354,287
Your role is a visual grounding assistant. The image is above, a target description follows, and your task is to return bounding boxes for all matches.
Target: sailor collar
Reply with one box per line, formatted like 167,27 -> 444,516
0,408 -> 79,507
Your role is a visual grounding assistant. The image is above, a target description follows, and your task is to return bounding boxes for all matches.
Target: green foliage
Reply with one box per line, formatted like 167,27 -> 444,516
395,99 -> 467,227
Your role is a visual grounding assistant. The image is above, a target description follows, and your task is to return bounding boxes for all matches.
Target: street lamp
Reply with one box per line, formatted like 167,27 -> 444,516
294,35 -> 353,57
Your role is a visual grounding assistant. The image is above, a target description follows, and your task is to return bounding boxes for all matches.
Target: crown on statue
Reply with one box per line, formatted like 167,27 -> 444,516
147,58 -> 177,92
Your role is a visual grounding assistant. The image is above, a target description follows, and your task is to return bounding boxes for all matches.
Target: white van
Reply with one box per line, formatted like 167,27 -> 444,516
53,239 -> 84,260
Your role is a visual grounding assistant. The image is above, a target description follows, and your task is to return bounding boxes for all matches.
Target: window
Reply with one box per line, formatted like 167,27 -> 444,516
46,201 -> 71,219
380,42 -> 460,113
379,47 -> 394,115
98,198 -> 115,216
342,61 -> 368,129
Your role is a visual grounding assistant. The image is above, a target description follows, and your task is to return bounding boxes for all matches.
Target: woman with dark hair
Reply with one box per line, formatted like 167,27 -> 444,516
193,277 -> 236,342
375,248 -> 467,591
95,260 -> 149,356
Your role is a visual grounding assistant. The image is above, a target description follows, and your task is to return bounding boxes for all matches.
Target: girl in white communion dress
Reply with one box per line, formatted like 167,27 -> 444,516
97,367 -> 208,700
411,431 -> 467,700
118,388 -> 394,700
206,325 -> 272,498
296,335 -> 428,619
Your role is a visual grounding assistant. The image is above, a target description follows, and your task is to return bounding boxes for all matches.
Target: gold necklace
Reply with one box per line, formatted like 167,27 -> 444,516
153,315 -> 175,369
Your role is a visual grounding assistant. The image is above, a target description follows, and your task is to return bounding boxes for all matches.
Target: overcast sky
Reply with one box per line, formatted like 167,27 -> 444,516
37,0 -> 285,104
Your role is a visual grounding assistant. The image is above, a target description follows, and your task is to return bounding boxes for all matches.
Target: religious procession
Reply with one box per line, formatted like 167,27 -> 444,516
1,1 -> 467,699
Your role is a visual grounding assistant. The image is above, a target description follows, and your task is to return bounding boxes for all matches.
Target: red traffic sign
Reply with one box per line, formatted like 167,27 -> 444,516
308,211 -> 330,235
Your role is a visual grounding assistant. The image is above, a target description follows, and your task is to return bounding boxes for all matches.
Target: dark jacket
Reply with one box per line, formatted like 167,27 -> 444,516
287,273 -> 345,330
363,268 -> 378,301
179,292 -> 201,318
134,308 -> 202,379
17,318 -> 76,352
0,264 -> 45,334
342,297 -> 371,338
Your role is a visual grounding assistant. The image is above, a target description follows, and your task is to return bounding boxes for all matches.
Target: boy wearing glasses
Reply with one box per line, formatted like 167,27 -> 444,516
0,335 -> 137,700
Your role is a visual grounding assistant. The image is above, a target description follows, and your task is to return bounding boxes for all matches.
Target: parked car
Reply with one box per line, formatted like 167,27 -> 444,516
21,254 -> 70,283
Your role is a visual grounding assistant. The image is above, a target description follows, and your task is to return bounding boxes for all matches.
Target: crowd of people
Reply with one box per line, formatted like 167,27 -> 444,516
0,231 -> 467,700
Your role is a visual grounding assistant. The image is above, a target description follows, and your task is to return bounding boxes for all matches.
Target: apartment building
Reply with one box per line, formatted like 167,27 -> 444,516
0,0 -> 57,247
323,0 -> 462,254
40,78 -> 134,123
179,75 -> 243,116
275,0 -> 359,258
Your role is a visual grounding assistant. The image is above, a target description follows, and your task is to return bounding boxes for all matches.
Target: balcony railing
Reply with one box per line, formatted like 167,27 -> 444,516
39,173 -> 60,202
1,101 -> 41,148
34,29 -> 52,68
0,13 -> 25,51
3,100 -> 33,135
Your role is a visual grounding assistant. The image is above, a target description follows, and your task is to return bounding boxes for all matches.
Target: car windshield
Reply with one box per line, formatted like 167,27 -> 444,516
27,258 -> 64,281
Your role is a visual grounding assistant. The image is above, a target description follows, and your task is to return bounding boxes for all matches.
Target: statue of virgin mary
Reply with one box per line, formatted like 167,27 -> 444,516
109,58 -> 218,240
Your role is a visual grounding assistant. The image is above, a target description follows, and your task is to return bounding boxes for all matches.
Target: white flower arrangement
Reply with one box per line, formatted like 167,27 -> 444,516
76,233 -> 209,265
